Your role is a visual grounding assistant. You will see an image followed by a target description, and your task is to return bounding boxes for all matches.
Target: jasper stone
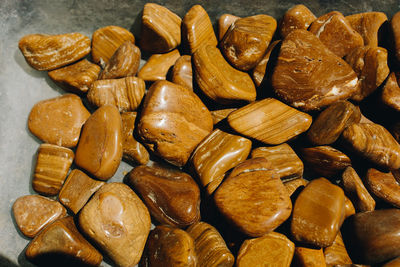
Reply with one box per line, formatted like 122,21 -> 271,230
293,247 -> 326,267
28,94 -> 90,148
392,11 -> 400,62
252,40 -> 280,87
128,164 -> 201,227
236,232 -> 295,267
210,108 -> 237,125
344,196 -> 356,219
171,55 -> 193,90
228,98 -> 312,145
141,225 -> 197,267
324,232 -> 352,266
75,104 -> 123,180
365,168 -> 400,208
341,123 -> 400,170
218,14 -> 240,40
382,72 -> 400,112
13,195 -> 66,238
214,158 -> 292,237
271,29 -> 358,111
284,178 -> 308,196
279,4 -> 316,38
79,183 -> 151,267
137,80 -> 213,166
26,216 -> 102,267
346,12 -> 388,47
291,178 -> 345,247
383,257 -> 400,267
137,49 -> 180,82
190,129 -> 252,194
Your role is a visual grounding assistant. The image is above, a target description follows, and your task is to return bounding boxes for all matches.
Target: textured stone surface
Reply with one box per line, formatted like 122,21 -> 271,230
279,4 -> 316,38
346,12 -> 388,47
171,55 -> 193,90
137,49 -> 180,82
324,232 -> 353,266
293,247 -> 326,267
218,14 -> 240,40
365,168 -> 400,208
382,72 -> 400,112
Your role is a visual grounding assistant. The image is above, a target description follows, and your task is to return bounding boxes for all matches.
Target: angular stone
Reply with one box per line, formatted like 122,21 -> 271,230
79,183 -> 151,267
279,4 -> 316,38
293,247 -> 326,267
140,3 -> 181,53
346,12 -> 388,47
58,169 -> 105,214
392,11 -> 400,63
220,14 -> 277,71
236,232 -> 294,267
193,44 -> 256,104
187,222 -> 234,267
365,168 -> 400,208
28,94 -> 90,148
19,33 -> 90,71
271,29 -> 358,111
190,129 -> 252,194
382,72 -> 400,112
75,105 -> 123,180
214,158 -> 292,237
48,59 -> 101,94
324,232 -> 353,266
252,40 -> 280,87
137,80 -> 213,166
171,55 -> 193,90
228,98 -> 312,145
26,216 -> 102,267
128,164 -> 200,227
251,143 -> 304,181
291,178 -> 345,247
12,195 -> 66,238
284,178 -> 308,196
218,14 -> 240,40
210,108 -> 236,125
341,123 -> 400,170
33,144 -> 74,196
137,49 -> 180,82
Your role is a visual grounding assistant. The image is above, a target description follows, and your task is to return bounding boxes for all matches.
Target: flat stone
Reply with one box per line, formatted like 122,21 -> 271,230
279,4 -> 316,38
346,12 -> 388,47
365,168 -> 400,208
324,232 -> 353,266
292,246 -> 326,267
137,49 -> 180,82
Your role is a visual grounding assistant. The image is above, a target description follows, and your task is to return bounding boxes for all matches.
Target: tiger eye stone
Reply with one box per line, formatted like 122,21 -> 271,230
218,14 -> 240,40
279,4 -> 316,38
324,232 -> 353,266
137,49 -> 180,82
382,72 -> 400,112
291,178 -> 345,247
293,247 -> 326,267
128,164 -> 200,227
215,158 -> 292,237
210,108 -> 237,125
236,232 -> 295,267
346,12 -> 388,47
365,168 -> 400,208
392,11 -> 400,63
190,129 -> 252,195
252,40 -> 280,87
171,55 -> 193,90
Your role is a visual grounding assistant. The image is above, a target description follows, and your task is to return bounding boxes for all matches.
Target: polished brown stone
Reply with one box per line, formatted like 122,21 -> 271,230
284,178 -> 308,196
252,40 -> 280,87
215,158 -> 292,237
383,257 -> 400,267
210,108 -> 236,125
324,232 -> 353,266
218,14 -> 240,40
346,12 -> 388,47
382,72 -> 400,112
344,196 -> 356,219
292,247 -> 326,267
392,11 -> 400,63
271,29 -> 358,111
279,4 -> 316,38
171,55 -> 193,90
365,168 -> 400,208
137,49 -> 180,82
128,164 -> 200,227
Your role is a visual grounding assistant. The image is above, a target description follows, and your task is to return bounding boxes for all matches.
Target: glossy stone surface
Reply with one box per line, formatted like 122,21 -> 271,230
383,257 -> 400,267
137,49 -> 180,82
236,232 -> 294,267
137,80 -> 213,166
215,158 -> 292,237
171,55 -> 193,90
283,178 -> 308,196
252,40 -> 280,87
365,168 -> 400,208
382,72 -> 400,112
392,11 -> 400,62
346,12 -> 388,47
324,232 -> 352,266
271,29 -> 358,111
190,129 -> 252,194
291,178 -> 345,247
344,196 -> 356,218
28,94 -> 90,148
279,4 -> 316,38
293,247 -> 326,267
128,164 -> 200,227
218,14 -> 240,40
75,105 -> 123,180
228,98 -> 312,145
210,108 -> 237,125
13,195 -> 66,238
79,183 -> 151,267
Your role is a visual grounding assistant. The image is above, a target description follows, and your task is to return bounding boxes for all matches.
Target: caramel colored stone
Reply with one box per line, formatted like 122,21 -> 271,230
309,11 -> 364,58
252,40 -> 280,87
19,33 -> 90,71
251,143 -> 304,180
137,80 -> 213,166
87,76 -> 145,112
121,112 -> 149,165
210,108 -> 236,125
271,29 -> 358,111
33,144 -> 74,196
28,94 -> 90,148
382,72 -> 400,112
58,169 -> 105,214
13,195 -> 66,238
293,247 -> 326,267
341,123 -> 400,170
284,178 -> 308,196
171,55 -> 193,90
345,46 -> 389,101
137,49 -> 180,82
141,225 -> 197,267
346,12 -> 388,47
99,41 -> 140,80
279,4 -> 316,38
301,146 -> 351,178
308,101 -> 361,145
193,45 -> 256,103
236,232 -> 294,267
392,12 -> 400,63
365,168 -> 400,208
324,232 -> 352,266
218,14 -> 240,40
228,98 -> 312,145
128,164 -> 201,227
342,166 -> 375,212
215,158 -> 292,237
79,183 -> 151,267
140,3 -> 181,53
191,129 -> 252,194
91,25 -> 135,65
187,222 -> 234,267
182,5 -> 218,54
26,216 -> 102,267
220,14 -> 277,71
344,196 -> 356,219
291,178 -> 345,247
75,105 -> 123,180
48,59 -> 101,94
383,257 -> 400,267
